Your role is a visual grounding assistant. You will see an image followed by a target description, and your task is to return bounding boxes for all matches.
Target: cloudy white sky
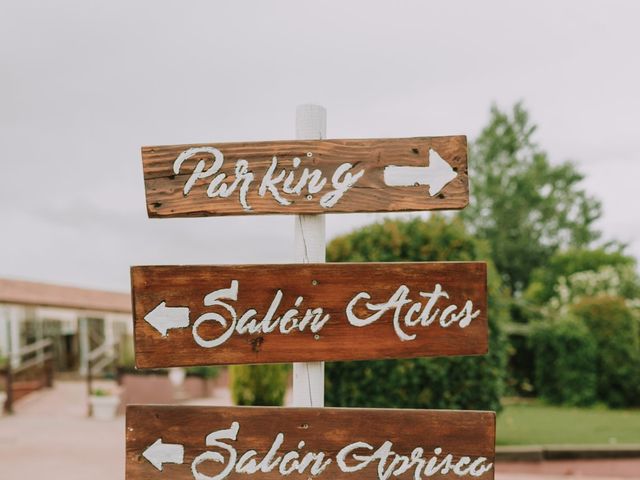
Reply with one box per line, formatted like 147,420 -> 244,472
1,0 -> 638,292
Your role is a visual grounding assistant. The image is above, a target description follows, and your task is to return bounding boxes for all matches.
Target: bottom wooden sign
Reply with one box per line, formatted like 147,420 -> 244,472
126,406 -> 495,480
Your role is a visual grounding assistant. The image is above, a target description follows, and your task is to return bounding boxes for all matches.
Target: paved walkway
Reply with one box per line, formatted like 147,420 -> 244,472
0,381 -> 124,480
0,382 -> 638,480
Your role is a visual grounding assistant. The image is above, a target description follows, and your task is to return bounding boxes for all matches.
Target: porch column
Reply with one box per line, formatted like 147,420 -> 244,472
9,307 -> 21,368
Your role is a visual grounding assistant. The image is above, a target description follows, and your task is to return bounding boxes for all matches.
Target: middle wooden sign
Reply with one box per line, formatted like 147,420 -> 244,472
131,262 -> 487,368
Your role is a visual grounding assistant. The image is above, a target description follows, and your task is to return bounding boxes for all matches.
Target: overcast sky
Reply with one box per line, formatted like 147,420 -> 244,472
1,0 -> 638,292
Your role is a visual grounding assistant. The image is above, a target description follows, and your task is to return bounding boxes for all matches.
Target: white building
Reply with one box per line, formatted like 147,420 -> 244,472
0,277 -> 132,374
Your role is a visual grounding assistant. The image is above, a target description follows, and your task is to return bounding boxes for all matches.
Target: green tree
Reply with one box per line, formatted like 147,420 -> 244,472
461,103 -> 602,293
525,247 -> 639,305
325,216 -> 508,412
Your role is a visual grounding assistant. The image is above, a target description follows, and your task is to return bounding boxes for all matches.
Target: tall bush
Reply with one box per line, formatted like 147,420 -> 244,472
525,247 -> 637,305
530,317 -> 597,406
572,296 -> 640,408
230,364 -> 289,406
325,216 -> 508,412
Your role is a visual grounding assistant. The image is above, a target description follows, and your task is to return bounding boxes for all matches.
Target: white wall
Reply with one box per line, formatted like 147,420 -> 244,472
0,303 -> 131,370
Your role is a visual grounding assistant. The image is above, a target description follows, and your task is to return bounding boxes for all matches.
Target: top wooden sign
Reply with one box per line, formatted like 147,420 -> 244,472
141,136 -> 468,217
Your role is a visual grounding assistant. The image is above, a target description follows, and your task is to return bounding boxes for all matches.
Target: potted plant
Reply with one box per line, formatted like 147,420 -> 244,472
89,387 -> 120,420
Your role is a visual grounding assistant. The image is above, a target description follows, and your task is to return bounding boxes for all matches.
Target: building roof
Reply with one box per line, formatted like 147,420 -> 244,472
0,277 -> 131,314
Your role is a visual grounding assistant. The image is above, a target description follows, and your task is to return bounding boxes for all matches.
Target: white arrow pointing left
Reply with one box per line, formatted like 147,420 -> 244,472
144,302 -> 190,337
142,438 -> 184,471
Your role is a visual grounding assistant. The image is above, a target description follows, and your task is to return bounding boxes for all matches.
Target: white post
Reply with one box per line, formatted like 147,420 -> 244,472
0,307 -> 7,358
104,315 -> 114,351
292,104 -> 326,408
9,307 -> 21,369
79,317 -> 89,376
36,313 -> 44,363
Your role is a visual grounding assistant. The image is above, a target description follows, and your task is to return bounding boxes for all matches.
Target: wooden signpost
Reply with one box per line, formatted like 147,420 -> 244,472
141,136 -> 468,217
131,262 -> 488,367
126,105 -> 496,480
126,406 -> 495,480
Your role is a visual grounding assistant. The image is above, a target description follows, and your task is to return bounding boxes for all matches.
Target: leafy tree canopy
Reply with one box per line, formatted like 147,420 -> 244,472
461,103 -> 602,293
525,246 -> 639,305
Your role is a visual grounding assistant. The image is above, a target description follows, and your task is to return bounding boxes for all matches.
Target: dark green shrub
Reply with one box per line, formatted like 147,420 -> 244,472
325,216 -> 508,412
530,317 -> 597,406
572,296 -> 640,407
505,331 -> 536,396
230,364 -> 289,406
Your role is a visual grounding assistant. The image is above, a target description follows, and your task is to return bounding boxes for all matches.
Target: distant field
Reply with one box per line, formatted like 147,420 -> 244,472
497,400 -> 640,445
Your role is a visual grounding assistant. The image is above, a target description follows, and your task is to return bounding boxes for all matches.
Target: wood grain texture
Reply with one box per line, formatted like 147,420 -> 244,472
131,262 -> 487,368
141,136 -> 468,217
126,405 -> 496,480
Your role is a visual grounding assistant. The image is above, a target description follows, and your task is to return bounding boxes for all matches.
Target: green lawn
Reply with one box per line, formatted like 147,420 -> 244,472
497,401 -> 640,445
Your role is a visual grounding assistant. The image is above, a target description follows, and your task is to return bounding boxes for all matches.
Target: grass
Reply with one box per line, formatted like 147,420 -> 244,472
497,399 -> 640,445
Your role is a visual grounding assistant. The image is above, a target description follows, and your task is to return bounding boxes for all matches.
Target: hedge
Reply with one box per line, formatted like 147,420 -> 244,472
530,316 -> 598,406
572,296 -> 640,408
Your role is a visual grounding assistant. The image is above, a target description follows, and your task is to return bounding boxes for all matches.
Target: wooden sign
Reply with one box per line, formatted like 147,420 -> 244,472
131,262 -> 487,368
126,405 -> 496,480
142,136 -> 467,217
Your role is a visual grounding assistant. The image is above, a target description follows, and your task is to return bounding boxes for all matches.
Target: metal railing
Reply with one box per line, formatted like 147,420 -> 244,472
1,338 -> 54,414
86,341 -> 120,416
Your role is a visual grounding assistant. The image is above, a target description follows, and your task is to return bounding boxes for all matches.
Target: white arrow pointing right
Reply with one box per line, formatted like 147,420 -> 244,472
142,438 -> 184,471
144,302 -> 190,337
383,148 -> 458,196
